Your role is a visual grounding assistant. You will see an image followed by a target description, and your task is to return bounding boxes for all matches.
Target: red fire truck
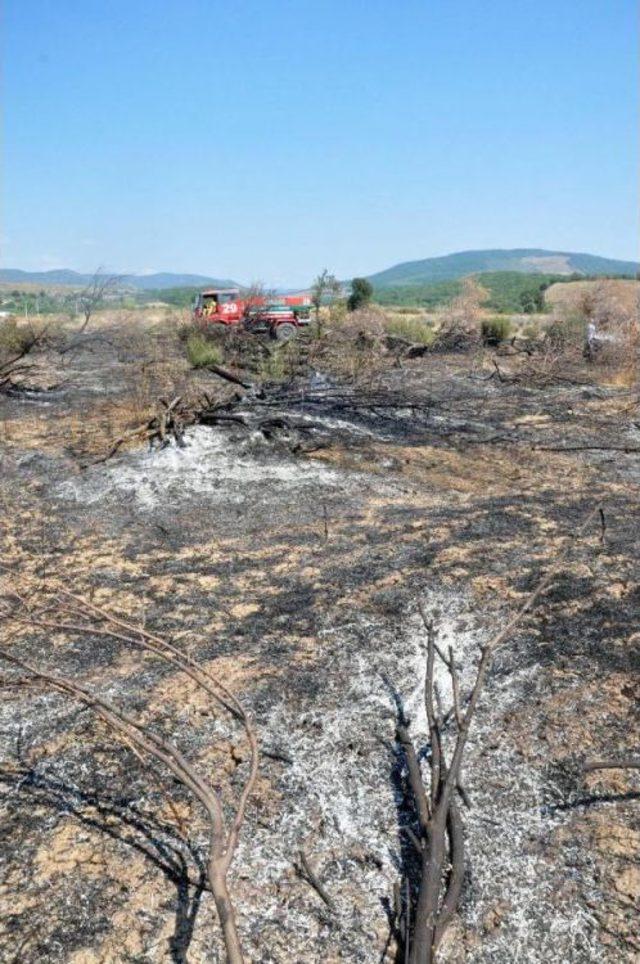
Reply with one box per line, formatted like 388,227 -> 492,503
193,288 -> 311,341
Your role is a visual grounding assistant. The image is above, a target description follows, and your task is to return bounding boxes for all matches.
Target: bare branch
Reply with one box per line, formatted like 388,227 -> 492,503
396,723 -> 431,829
75,268 -> 122,334
420,613 -> 442,808
584,758 -> 640,772
448,645 -> 462,730
296,849 -> 336,912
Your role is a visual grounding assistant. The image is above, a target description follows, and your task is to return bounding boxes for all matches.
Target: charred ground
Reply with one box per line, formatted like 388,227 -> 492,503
0,310 -> 638,963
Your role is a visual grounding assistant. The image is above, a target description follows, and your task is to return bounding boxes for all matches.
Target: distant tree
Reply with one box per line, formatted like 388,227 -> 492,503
347,277 -> 373,312
18,292 -> 33,319
76,268 -> 121,333
519,286 -> 545,313
310,269 -> 341,322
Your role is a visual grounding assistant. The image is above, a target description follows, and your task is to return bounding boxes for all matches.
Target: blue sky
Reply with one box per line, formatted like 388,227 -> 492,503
3,0 -> 638,286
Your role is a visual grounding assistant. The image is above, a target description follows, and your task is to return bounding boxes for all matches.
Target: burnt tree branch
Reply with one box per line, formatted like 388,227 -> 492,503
399,503 -> 603,963
1,582 -> 259,964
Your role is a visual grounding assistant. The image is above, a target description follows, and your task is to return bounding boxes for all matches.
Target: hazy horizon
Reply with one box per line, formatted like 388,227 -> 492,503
1,244 -> 639,293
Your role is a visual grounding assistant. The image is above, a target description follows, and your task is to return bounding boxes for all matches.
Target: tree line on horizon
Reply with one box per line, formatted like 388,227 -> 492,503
1,269 -> 637,317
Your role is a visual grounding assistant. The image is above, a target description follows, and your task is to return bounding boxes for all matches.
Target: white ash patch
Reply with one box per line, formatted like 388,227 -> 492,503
230,594 -> 483,961
57,426 -> 351,510
229,593 -> 605,962
294,410 -> 396,441
0,586 -> 609,961
458,657 -> 603,964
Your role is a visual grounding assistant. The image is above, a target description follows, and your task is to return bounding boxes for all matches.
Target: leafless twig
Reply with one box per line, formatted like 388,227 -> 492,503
584,758 -> 640,772
296,849 -> 336,912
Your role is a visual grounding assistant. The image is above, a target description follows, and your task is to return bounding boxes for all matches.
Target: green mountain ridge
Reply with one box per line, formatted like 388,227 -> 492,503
368,248 -> 639,288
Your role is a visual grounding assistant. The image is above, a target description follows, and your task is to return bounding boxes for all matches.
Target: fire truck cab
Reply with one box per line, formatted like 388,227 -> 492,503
194,288 -> 243,325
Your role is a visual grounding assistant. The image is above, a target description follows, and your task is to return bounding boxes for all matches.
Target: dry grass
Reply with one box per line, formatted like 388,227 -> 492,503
545,279 -> 639,314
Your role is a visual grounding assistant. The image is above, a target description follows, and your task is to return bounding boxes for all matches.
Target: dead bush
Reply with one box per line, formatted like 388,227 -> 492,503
579,279 -> 630,328
332,304 -> 387,338
580,283 -> 639,384
438,277 -> 486,328
542,282 -> 639,385
0,317 -> 30,355
432,319 -> 480,353
543,311 -> 585,353
84,326 -> 196,452
0,318 -> 58,393
427,277 -> 487,353
0,317 -> 53,358
309,299 -> 347,339
309,306 -> 389,384
598,314 -> 639,386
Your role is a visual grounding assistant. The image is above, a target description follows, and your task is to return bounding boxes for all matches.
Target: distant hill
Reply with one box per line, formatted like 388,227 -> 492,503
0,268 -> 238,290
368,249 -> 639,288
131,272 -> 238,290
4,248 -> 637,296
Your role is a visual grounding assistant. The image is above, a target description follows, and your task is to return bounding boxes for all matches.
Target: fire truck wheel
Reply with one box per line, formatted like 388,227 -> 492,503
271,323 -> 297,342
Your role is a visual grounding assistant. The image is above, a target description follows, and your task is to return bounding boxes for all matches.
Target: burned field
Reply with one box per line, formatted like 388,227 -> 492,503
0,317 -> 638,963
